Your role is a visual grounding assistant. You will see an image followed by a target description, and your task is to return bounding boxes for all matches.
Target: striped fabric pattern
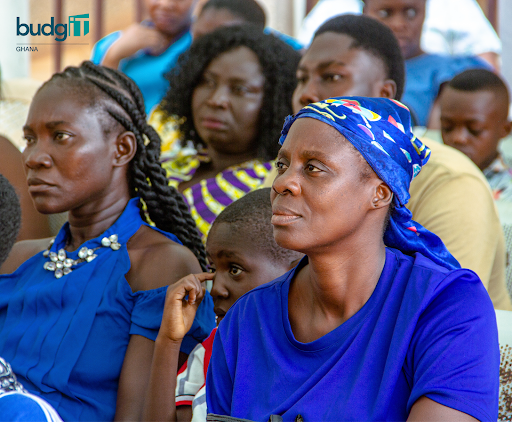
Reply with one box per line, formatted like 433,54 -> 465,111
163,153 -> 274,239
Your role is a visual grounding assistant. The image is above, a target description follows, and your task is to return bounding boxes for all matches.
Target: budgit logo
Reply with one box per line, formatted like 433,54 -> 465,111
16,14 -> 89,42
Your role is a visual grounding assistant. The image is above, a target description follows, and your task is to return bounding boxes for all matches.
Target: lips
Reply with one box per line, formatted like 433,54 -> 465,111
214,307 -> 227,321
200,117 -> 228,130
271,206 -> 302,226
27,177 -> 55,193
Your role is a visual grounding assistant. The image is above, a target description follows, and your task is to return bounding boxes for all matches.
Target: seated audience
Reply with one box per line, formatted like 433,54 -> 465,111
0,175 -> 62,421
0,62 -> 215,421
157,25 -> 300,239
91,0 -> 198,114
265,14 -> 511,310
298,0 -> 500,69
191,0 -> 303,49
439,69 -> 512,203
206,97 -> 500,420
142,188 -> 303,421
363,0 -> 490,127
0,136 -> 51,240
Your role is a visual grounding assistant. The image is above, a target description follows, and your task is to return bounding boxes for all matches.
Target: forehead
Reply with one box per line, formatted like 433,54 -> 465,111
203,46 -> 264,80
440,88 -> 503,119
207,221 -> 264,259
193,8 -> 245,37
364,0 -> 426,8
303,32 -> 386,73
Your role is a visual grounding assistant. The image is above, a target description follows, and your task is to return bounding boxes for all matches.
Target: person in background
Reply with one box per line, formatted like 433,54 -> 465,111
91,0 -> 198,114
0,136 -> 51,241
264,14 -> 512,310
191,0 -> 303,49
143,188 -> 303,421
158,25 -> 300,239
363,0 -> 490,127
298,0 -> 500,69
440,69 -> 512,203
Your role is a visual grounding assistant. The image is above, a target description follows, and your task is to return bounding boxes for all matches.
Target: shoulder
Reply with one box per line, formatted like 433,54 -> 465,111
126,225 -> 201,292
90,31 -> 122,64
0,237 -> 53,274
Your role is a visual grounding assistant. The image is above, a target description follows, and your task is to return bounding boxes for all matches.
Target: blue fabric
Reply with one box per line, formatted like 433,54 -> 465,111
91,30 -> 192,115
279,97 -> 459,270
263,28 -> 303,51
0,393 -> 60,422
402,54 -> 490,126
206,248 -> 500,421
0,198 -> 215,421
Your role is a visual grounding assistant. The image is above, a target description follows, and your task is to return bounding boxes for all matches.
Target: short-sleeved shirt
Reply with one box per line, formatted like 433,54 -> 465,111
206,248 -> 499,421
91,29 -> 192,115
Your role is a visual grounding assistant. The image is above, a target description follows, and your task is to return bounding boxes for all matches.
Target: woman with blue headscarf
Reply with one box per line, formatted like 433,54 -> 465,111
205,97 -> 499,421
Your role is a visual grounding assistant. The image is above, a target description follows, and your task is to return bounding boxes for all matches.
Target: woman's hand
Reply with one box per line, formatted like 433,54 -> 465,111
101,23 -> 170,69
159,273 -> 214,343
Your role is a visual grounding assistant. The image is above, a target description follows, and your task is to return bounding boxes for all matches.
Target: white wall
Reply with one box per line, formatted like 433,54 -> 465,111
499,0 -> 512,91
0,0 -> 30,81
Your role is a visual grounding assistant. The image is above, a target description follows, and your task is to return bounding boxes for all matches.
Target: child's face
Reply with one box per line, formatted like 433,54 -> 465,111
440,87 -> 511,170
206,222 -> 292,324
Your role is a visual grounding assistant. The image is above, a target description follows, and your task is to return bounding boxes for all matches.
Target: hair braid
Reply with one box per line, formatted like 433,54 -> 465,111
43,61 -> 208,271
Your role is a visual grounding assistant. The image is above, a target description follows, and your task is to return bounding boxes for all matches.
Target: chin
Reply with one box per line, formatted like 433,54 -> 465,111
273,229 -> 308,254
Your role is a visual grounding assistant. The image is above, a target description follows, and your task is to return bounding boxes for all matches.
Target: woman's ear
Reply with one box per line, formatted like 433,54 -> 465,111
372,182 -> 393,209
114,131 -> 137,167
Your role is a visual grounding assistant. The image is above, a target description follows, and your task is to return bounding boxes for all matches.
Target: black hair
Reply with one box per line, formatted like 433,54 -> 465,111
40,61 -> 207,271
314,14 -> 405,100
0,175 -> 21,266
209,187 -> 303,263
161,24 -> 301,162
199,0 -> 266,27
447,69 -> 510,105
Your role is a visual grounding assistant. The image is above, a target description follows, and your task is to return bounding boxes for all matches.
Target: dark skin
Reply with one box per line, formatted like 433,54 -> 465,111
293,32 -> 397,113
440,87 -> 512,170
0,136 -> 51,240
144,222 -> 299,421
191,7 -> 245,39
0,82 -> 201,421
178,46 -> 265,192
272,117 -> 477,421
102,0 -> 198,69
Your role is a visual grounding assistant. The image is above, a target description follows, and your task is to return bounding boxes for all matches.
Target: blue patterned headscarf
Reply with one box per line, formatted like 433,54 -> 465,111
278,97 -> 459,270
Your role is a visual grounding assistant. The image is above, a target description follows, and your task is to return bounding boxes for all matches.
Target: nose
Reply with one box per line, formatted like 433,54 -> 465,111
23,142 -> 52,170
449,127 -> 469,146
295,80 -> 320,111
272,164 -> 301,196
387,14 -> 408,34
206,85 -> 230,109
210,274 -> 229,301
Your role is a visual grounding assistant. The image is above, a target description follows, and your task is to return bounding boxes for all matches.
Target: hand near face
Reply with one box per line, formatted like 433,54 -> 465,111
159,273 -> 213,342
102,23 -> 170,69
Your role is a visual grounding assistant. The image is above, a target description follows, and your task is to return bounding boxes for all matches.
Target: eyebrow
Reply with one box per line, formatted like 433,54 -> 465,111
23,121 -> 69,132
301,149 -> 331,161
298,60 -> 347,71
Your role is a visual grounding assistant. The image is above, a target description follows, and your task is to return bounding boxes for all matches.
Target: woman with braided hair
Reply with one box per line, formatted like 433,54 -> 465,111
150,25 -> 300,239
0,61 -> 215,421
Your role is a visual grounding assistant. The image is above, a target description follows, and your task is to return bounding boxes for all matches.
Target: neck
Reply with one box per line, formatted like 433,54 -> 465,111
65,192 -> 132,251
479,150 -> 499,171
405,45 -> 424,60
292,232 -> 387,324
206,147 -> 259,173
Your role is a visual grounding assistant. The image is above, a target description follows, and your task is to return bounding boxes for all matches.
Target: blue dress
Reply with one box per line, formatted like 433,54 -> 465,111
0,198 -> 215,421
207,248 -> 499,421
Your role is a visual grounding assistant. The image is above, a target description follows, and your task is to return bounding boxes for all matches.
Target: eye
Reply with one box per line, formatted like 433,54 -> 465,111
306,163 -> 321,172
377,9 -> 391,19
198,75 -> 216,89
296,73 -> 308,85
469,128 -> 483,137
229,265 -> 243,277
231,84 -> 250,96
405,8 -> 418,19
23,135 -> 35,146
323,73 -> 343,82
207,265 -> 216,274
275,160 -> 288,173
54,132 -> 71,142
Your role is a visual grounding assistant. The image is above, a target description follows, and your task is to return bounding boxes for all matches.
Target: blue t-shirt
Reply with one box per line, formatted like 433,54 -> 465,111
91,30 -> 192,115
206,248 -> 499,421
402,54 -> 490,126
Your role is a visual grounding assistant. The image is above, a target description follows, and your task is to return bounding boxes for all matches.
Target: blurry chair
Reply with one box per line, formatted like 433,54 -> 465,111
497,309 -> 512,420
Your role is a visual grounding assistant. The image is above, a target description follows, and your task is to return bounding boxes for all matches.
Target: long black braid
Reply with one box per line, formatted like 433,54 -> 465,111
41,61 -> 208,271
